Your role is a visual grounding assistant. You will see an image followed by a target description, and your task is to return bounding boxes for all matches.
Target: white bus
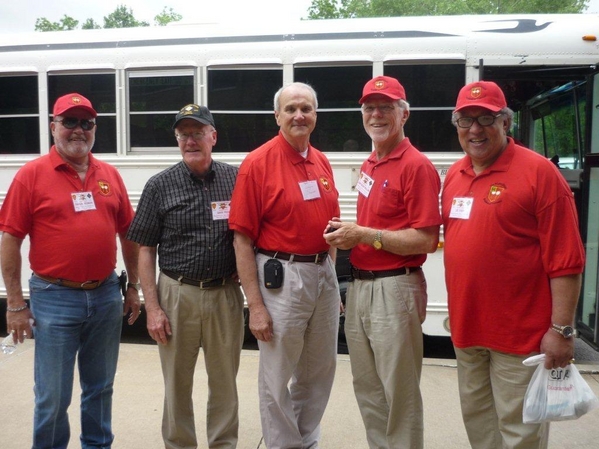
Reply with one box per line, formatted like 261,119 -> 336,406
1,14 -> 599,340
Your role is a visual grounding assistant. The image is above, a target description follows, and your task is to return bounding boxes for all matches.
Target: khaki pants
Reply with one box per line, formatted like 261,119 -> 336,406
454,346 -> 549,449
158,273 -> 244,449
256,253 -> 340,449
345,270 -> 427,449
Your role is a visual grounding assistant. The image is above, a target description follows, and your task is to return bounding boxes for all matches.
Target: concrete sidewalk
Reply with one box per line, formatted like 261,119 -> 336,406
1,342 -> 598,448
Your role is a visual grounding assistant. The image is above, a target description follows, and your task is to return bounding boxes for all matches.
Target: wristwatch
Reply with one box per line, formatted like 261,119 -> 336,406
373,230 -> 383,250
127,282 -> 141,292
551,323 -> 577,338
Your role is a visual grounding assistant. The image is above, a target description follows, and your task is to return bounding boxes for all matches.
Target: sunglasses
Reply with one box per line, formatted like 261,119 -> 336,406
54,117 -> 96,131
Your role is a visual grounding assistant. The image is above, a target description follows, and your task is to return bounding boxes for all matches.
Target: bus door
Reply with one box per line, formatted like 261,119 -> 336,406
578,71 -> 599,348
520,70 -> 599,348
581,153 -> 599,347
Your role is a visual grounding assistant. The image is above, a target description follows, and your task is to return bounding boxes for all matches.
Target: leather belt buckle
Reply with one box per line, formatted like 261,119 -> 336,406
314,252 -> 328,264
162,269 -> 226,289
80,280 -> 100,289
199,278 -> 226,289
352,269 -> 376,280
257,249 -> 328,264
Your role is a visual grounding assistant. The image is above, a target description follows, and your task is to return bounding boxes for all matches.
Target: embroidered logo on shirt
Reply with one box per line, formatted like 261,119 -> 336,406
485,183 -> 506,204
319,176 -> 332,192
98,181 -> 111,196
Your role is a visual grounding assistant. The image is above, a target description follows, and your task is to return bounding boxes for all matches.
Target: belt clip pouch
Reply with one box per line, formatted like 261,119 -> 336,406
119,270 -> 127,298
264,258 -> 284,289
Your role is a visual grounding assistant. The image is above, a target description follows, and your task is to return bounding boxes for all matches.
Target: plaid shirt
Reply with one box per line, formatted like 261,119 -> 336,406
127,160 -> 238,280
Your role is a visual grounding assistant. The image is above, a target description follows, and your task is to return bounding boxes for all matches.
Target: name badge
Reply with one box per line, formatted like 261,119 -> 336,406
356,171 -> 375,198
449,197 -> 474,219
211,201 -> 231,220
299,180 -> 321,201
71,192 -> 96,212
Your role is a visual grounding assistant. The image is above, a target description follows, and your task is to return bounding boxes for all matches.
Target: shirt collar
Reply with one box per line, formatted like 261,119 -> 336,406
366,137 -> 412,166
49,145 -> 97,171
458,137 -> 515,176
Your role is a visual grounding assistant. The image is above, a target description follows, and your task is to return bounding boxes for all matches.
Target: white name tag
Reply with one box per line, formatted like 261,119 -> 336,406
211,201 -> 231,220
449,197 -> 474,219
356,171 -> 375,198
299,180 -> 321,201
71,192 -> 96,212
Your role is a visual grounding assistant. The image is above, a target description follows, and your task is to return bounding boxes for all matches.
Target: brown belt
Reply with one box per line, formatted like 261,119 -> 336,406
351,266 -> 421,280
257,249 -> 329,264
34,273 -> 107,290
162,269 -> 227,289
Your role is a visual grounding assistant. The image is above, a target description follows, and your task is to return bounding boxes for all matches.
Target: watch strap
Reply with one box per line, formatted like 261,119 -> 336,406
127,282 -> 141,291
551,323 -> 576,338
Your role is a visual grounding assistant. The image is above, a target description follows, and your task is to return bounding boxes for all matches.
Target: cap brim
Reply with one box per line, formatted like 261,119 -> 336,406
454,102 -> 503,113
359,92 -> 403,104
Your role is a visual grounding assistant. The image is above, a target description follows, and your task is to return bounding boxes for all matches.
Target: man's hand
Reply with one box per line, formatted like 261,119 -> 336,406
249,303 -> 273,342
123,288 -> 142,325
146,305 -> 172,345
540,329 -> 575,369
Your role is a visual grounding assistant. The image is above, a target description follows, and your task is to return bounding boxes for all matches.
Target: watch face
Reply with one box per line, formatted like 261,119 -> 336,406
563,326 -> 574,338
373,240 -> 382,250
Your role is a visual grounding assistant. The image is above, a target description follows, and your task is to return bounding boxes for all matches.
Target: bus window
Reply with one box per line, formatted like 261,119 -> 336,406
528,82 -> 585,169
385,63 -> 464,152
209,67 -> 282,153
128,70 -> 194,151
48,73 -> 116,154
294,65 -> 372,152
0,75 -> 40,155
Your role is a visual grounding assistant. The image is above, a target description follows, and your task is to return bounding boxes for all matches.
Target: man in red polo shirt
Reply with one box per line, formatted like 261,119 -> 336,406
442,81 -> 584,448
229,82 -> 340,449
325,76 -> 441,449
0,93 -> 140,448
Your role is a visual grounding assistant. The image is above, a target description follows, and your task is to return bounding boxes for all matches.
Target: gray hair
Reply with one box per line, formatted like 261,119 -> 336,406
274,82 -> 319,111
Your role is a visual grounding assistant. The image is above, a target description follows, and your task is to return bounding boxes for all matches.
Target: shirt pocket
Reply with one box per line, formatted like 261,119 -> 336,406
374,186 -> 402,218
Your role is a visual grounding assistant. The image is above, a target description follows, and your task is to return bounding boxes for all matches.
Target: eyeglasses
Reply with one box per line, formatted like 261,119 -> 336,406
175,131 -> 211,141
362,104 -> 397,115
455,114 -> 503,129
54,118 -> 96,131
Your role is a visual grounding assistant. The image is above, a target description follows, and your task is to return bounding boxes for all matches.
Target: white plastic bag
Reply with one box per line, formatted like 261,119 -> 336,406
522,354 -> 599,423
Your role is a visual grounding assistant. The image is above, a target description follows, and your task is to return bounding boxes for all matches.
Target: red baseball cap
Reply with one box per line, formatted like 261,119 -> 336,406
359,76 -> 406,104
53,93 -> 97,118
454,81 -> 507,113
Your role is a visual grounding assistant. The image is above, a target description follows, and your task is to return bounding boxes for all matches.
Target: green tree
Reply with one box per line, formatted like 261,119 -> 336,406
103,5 -> 149,28
154,7 -> 182,26
34,15 -> 79,32
307,0 -> 589,19
36,4 -> 174,31
82,19 -> 102,30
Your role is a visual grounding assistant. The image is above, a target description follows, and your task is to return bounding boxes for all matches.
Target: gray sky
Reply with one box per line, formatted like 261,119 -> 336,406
0,0 -> 597,34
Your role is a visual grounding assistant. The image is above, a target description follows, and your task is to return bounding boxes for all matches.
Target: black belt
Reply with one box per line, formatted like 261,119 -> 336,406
162,269 -> 226,289
34,273 -> 108,290
257,249 -> 329,264
351,266 -> 421,280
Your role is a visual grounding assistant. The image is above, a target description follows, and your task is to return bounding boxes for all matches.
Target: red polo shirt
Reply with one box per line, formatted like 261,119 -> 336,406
0,146 -> 134,282
350,138 -> 442,270
442,138 -> 585,354
229,133 -> 339,254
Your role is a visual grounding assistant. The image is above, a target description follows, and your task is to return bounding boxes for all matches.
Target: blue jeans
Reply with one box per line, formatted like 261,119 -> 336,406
29,272 -> 122,449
